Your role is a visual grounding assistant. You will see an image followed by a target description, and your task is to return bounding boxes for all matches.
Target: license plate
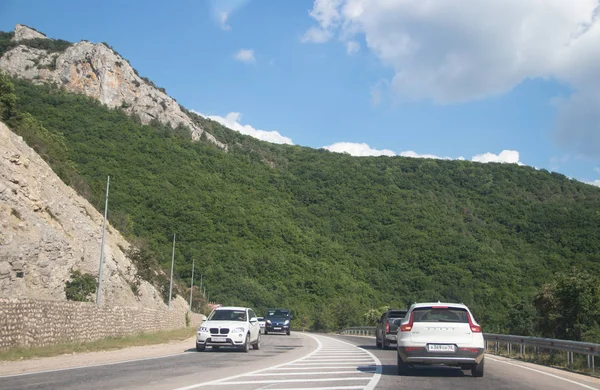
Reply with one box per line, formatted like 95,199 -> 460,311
428,344 -> 455,352
274,327 -> 282,330
212,337 -> 226,342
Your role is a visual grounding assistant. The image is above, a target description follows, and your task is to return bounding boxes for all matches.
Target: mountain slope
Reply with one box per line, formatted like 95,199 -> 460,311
5,76 -> 600,332
0,119 -> 168,308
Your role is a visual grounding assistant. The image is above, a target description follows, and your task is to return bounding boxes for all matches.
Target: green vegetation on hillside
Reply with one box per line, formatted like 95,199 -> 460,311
0,30 -> 72,58
1,74 -> 599,337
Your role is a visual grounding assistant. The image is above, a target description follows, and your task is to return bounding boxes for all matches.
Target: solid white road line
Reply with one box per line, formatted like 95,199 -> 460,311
268,387 -> 364,390
487,357 -> 599,390
211,377 -> 371,385
273,366 -> 376,371
245,371 -> 374,376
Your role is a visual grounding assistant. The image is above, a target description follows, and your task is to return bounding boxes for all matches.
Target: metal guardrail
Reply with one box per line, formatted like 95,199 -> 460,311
340,327 -> 599,372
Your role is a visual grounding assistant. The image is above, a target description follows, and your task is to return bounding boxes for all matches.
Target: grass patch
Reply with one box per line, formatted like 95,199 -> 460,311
0,327 -> 197,361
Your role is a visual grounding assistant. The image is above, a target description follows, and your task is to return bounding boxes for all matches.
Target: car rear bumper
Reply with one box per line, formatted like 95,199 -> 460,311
385,334 -> 397,342
398,347 -> 484,365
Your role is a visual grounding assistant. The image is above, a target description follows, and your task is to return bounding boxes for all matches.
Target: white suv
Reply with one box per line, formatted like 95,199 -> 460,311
196,306 -> 261,352
396,302 -> 485,377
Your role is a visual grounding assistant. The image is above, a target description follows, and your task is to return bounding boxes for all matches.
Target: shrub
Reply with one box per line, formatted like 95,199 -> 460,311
65,270 -> 97,302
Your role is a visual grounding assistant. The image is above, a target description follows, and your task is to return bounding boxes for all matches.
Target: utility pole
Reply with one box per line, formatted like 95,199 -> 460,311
189,258 -> 195,312
199,274 -> 203,292
168,233 -> 175,309
96,176 -> 110,306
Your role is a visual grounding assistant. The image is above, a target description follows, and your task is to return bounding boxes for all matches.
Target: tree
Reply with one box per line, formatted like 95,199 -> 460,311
0,71 -> 17,120
534,268 -> 600,341
65,270 -> 97,302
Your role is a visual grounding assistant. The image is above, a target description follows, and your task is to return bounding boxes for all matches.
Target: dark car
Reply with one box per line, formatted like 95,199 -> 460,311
375,308 -> 408,349
265,308 -> 292,335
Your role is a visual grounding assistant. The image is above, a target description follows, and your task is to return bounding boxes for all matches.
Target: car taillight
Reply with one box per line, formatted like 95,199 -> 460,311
468,314 -> 482,333
400,312 -> 414,332
385,322 -> 390,333
460,347 -> 480,353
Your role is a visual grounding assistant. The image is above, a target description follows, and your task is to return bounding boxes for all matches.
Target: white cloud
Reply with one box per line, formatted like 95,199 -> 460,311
595,167 -> 600,175
219,11 -> 231,30
210,0 -> 250,30
301,27 -> 333,43
472,150 -> 522,165
400,151 -> 464,161
193,111 -> 293,145
586,180 -> 600,187
303,0 -> 600,157
234,49 -> 256,64
322,142 -> 395,157
346,41 -> 360,55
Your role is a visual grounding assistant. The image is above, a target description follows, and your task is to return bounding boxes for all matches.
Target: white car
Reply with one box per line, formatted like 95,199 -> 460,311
196,306 -> 261,352
257,317 -> 266,334
396,302 -> 485,377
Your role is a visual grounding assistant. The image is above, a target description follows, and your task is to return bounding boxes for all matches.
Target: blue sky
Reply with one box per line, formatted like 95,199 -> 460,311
1,0 -> 599,186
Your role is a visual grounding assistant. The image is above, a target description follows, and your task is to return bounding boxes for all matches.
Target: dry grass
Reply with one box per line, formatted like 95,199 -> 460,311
0,327 -> 197,361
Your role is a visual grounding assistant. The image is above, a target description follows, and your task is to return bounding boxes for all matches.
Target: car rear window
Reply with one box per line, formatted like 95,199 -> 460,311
412,307 -> 469,323
388,311 -> 407,319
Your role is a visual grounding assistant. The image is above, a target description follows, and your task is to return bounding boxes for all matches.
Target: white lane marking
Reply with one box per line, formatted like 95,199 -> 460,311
269,387 -> 364,390
273,366 -> 376,371
172,334 -> 323,390
245,371 -> 374,376
211,377 -> 371,385
0,352 -> 188,379
290,362 -> 373,366
317,335 -> 382,390
487,357 -> 599,390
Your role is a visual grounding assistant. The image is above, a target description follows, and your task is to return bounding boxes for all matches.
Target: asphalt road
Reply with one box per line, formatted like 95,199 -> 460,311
1,333 -> 599,390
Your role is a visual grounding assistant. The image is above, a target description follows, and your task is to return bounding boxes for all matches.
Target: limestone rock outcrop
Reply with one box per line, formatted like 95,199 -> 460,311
0,24 -> 226,149
0,120 -> 169,309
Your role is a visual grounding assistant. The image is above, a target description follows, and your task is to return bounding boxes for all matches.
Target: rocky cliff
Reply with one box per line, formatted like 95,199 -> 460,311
0,24 -> 226,149
0,120 -> 174,309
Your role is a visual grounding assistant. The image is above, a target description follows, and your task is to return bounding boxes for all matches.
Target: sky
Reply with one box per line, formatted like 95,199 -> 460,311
1,0 -> 599,186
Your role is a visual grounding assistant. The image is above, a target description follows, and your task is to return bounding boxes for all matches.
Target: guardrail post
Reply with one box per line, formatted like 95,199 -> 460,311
508,342 -> 511,355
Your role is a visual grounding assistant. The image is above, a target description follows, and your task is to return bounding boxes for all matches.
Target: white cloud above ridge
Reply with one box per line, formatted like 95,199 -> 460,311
193,111 -> 293,145
322,141 -> 522,165
234,49 -> 256,64
302,0 -> 600,158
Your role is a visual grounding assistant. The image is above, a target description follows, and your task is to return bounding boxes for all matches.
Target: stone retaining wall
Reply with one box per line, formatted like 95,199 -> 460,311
0,298 -> 203,351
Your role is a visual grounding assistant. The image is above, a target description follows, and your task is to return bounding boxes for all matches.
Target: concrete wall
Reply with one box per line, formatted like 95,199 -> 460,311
0,298 -> 204,351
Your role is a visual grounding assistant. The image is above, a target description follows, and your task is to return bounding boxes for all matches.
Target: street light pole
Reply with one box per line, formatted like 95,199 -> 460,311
189,258 -> 195,311
96,175 -> 110,306
168,233 -> 175,309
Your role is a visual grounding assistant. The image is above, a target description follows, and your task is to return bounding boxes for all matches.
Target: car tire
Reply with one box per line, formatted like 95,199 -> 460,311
196,343 -> 205,352
375,335 -> 381,348
382,338 -> 389,350
472,357 -> 484,377
264,329 -> 268,335
240,333 -> 250,352
287,330 -> 291,336
252,334 -> 261,350
397,352 -> 410,376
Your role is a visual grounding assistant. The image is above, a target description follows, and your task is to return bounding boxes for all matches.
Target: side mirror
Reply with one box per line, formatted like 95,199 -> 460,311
249,317 -> 258,323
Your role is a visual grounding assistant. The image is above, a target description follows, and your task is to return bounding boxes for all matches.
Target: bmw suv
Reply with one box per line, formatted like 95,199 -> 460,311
196,306 -> 261,352
396,302 -> 485,377
265,308 -> 292,335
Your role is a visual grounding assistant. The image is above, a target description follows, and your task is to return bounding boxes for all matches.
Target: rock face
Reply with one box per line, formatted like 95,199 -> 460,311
0,120 -> 169,309
0,24 -> 226,150
12,24 -> 47,42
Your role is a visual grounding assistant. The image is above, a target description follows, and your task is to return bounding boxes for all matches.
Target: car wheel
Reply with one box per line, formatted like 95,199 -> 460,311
240,333 -> 250,352
382,338 -> 389,350
286,330 -> 291,336
252,334 -> 261,350
397,352 -> 410,376
264,329 -> 268,335
472,357 -> 484,377
375,335 -> 381,348
196,343 -> 205,352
